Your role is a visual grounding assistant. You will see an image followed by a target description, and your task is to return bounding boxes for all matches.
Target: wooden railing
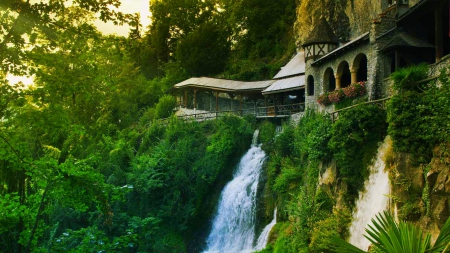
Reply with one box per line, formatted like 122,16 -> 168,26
170,103 -> 305,122
330,97 -> 391,122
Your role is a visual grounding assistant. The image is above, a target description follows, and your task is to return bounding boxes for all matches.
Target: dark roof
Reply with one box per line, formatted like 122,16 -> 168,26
302,17 -> 339,47
397,0 -> 428,21
380,31 -> 434,51
312,32 -> 370,65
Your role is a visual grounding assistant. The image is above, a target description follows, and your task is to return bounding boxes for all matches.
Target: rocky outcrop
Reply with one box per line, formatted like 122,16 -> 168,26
427,143 -> 450,227
387,142 -> 450,241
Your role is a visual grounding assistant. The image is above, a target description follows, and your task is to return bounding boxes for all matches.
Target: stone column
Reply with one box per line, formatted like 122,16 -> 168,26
335,73 -> 341,89
350,67 -> 359,84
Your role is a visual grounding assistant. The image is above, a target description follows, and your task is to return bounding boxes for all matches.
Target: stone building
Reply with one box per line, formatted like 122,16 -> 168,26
173,0 -> 450,116
303,0 -> 450,112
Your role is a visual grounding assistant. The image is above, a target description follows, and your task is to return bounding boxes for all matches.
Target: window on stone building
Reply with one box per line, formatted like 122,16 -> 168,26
307,75 -> 315,96
323,68 -> 336,92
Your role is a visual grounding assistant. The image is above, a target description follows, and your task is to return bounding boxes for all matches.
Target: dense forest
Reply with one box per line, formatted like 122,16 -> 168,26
0,0 -> 295,252
2,0 -> 450,252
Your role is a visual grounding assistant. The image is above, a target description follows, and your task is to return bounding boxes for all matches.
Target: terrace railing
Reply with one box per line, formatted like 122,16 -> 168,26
170,103 -> 305,122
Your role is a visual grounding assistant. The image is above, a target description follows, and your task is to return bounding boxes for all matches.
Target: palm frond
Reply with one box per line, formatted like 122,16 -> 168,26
329,236 -> 367,253
428,215 -> 450,252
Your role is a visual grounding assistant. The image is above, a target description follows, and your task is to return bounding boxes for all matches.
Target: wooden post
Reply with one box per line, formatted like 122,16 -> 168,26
335,73 -> 341,89
239,95 -> 242,115
274,95 -> 277,116
435,5 -> 443,62
350,67 -> 358,84
184,90 -> 188,108
194,89 -> 198,109
215,91 -> 219,112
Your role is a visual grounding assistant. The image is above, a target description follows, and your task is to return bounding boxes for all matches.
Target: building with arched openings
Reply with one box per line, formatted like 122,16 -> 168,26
174,0 -> 450,116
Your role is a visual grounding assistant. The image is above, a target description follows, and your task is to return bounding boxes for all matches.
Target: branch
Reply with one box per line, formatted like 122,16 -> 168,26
0,134 -> 32,166
25,179 -> 57,253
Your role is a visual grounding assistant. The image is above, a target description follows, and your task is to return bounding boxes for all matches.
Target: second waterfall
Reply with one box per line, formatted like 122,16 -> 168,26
203,130 -> 268,253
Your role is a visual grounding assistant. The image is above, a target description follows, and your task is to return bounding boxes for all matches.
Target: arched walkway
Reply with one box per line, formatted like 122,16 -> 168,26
337,61 -> 351,88
353,53 -> 368,83
324,68 -> 336,92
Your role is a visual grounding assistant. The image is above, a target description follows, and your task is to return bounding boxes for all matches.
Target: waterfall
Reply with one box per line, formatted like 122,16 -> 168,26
348,137 -> 391,250
203,130 -> 267,253
253,208 -> 277,251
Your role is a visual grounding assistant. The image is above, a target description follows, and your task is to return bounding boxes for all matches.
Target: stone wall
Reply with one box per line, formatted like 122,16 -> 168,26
304,42 -> 374,113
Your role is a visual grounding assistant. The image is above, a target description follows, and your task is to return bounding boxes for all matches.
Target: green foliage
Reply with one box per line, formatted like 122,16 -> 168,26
329,104 -> 387,198
176,22 -> 231,76
259,121 -> 276,145
309,207 -> 352,252
390,64 -> 428,91
155,95 -> 177,119
295,111 -> 332,163
272,158 -> 301,193
387,66 -> 450,163
331,211 -> 450,253
273,122 -> 295,157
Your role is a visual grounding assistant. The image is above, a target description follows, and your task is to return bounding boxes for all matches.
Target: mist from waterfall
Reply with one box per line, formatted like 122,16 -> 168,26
348,137 -> 391,250
203,130 -> 267,253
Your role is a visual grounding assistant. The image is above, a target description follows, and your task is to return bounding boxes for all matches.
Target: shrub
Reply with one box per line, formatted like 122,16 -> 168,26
390,63 -> 428,91
329,104 -> 387,199
259,121 -> 276,145
155,95 -> 177,119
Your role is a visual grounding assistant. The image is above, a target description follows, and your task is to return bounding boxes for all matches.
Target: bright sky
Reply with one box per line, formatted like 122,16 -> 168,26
93,0 -> 151,36
7,0 -> 151,86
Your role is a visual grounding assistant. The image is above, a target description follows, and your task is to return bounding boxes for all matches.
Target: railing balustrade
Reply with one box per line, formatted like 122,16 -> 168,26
171,102 -> 305,122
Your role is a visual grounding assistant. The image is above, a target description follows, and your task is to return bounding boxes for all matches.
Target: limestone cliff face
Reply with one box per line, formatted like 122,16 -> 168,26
295,0 -> 381,45
386,142 -> 450,241
295,0 -> 421,45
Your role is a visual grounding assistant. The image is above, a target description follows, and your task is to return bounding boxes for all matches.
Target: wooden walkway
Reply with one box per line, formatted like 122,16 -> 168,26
167,103 -> 305,122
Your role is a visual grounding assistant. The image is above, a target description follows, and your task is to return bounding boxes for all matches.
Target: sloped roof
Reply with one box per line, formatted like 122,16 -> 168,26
273,52 -> 305,79
380,31 -> 434,51
262,75 -> 305,95
302,17 -> 339,47
312,32 -> 370,65
174,77 -> 274,92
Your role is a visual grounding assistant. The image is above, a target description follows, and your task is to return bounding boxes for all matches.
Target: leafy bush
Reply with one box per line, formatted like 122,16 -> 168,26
329,104 -> 387,199
259,120 -> 276,145
390,63 -> 428,91
387,66 -> 450,163
294,111 -> 332,163
154,95 -> 177,119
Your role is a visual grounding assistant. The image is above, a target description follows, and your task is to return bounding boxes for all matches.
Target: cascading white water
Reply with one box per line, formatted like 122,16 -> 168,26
253,208 -> 277,251
348,137 -> 391,250
203,130 -> 267,253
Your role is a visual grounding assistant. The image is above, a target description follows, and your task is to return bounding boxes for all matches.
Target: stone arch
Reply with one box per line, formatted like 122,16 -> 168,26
307,75 -> 315,96
337,61 -> 351,88
352,53 -> 368,83
323,67 -> 336,92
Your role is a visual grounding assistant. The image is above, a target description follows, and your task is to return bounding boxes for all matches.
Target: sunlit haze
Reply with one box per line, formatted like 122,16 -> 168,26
94,0 -> 151,36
